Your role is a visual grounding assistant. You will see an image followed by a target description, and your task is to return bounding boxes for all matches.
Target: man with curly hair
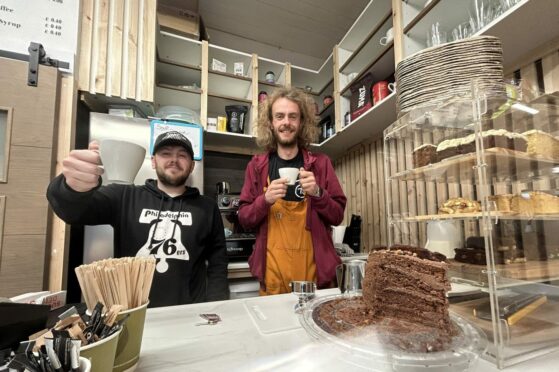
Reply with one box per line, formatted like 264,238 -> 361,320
238,87 -> 346,295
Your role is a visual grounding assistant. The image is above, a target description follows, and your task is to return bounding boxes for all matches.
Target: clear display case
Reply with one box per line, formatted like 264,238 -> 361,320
383,80 -> 559,368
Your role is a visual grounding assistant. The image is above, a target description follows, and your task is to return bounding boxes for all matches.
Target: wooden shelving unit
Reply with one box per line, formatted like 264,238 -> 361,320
393,212 -> 559,223
390,148 -> 558,183
154,84 -> 201,113
402,0 -> 559,70
317,92 -> 397,159
449,259 -> 559,284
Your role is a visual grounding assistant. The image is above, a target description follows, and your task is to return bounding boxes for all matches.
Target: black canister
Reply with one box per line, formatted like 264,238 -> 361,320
225,105 -> 249,134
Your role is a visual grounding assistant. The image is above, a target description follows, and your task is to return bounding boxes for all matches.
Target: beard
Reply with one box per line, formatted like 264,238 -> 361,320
155,164 -> 189,187
273,124 -> 299,147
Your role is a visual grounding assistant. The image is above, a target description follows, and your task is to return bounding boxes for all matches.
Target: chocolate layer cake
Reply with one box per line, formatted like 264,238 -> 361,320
413,144 -> 437,168
436,137 -> 463,162
312,294 -> 455,352
362,246 -> 452,334
436,129 -> 527,161
459,129 -> 527,155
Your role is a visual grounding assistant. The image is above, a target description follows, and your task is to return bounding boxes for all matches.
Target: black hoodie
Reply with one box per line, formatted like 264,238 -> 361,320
47,175 -> 229,307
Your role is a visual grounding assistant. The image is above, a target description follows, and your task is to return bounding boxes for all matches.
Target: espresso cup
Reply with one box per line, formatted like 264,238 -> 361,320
336,260 -> 366,295
99,139 -> 146,184
278,167 -> 299,185
379,27 -> 394,46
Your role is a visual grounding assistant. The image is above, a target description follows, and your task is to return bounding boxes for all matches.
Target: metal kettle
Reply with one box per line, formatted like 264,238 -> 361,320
216,181 -> 230,195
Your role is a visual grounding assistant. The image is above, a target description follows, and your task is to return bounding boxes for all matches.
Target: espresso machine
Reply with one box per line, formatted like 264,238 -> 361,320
216,182 -> 255,260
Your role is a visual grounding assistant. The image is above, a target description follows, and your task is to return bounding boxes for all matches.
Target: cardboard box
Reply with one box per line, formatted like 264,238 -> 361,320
157,4 -> 206,41
234,62 -> 244,76
349,73 -> 374,121
212,58 -> 227,73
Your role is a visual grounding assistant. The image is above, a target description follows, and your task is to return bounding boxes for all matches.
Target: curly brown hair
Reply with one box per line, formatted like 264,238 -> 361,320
255,87 -> 319,151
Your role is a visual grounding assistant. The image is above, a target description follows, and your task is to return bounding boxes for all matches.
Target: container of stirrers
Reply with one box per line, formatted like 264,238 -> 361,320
75,257 -> 155,312
75,257 -> 155,371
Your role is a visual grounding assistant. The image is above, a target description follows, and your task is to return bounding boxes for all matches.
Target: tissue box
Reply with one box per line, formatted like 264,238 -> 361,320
212,58 -> 226,73
207,117 -> 217,132
234,62 -> 244,76
158,4 -> 201,40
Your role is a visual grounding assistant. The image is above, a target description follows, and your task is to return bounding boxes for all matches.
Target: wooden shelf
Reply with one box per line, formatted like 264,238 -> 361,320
208,73 -> 253,101
154,84 -> 201,113
257,57 -> 287,86
258,80 -> 283,88
402,0 -> 441,34
208,44 -> 253,76
209,69 -> 252,83
340,44 -> 395,96
449,259 -> 559,283
156,61 -> 201,87
339,12 -> 392,75
291,57 -> 333,95
204,131 -> 258,154
318,101 -> 335,117
338,0 -> 392,53
208,93 -> 252,105
80,92 -> 155,117
157,30 -> 202,67
390,148 -> 558,183
316,92 -> 396,160
403,0 -> 559,70
393,212 -> 559,223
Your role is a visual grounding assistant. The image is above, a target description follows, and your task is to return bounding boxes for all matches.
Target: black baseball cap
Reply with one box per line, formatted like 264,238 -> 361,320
152,131 -> 194,158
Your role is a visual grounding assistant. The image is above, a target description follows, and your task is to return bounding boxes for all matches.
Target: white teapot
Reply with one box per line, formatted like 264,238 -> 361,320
425,220 -> 462,258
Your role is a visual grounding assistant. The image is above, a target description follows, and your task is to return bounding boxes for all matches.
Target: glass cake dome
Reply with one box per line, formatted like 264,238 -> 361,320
298,294 -> 487,372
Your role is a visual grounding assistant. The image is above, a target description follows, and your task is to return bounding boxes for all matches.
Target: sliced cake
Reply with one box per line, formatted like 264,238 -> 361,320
523,130 -> 559,160
362,246 -> 452,333
413,144 -> 438,168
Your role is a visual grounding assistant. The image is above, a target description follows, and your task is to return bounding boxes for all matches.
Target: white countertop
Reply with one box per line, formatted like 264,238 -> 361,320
227,253 -> 369,270
137,289 -> 559,372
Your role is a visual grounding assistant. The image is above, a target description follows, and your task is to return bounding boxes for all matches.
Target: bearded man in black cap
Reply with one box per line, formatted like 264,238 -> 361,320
47,132 -> 229,307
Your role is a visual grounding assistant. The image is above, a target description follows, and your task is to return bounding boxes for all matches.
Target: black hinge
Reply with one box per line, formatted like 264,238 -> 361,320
27,42 -> 68,87
0,42 -> 70,87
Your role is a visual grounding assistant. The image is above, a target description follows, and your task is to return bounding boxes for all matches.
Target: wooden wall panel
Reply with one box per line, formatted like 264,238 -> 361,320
48,75 -> 77,292
77,0 -> 156,102
126,0 -> 139,99
108,0 -> 124,97
0,235 -> 47,296
140,0 -> 157,102
333,46 -> 559,252
0,60 -> 60,297
79,0 -> 94,93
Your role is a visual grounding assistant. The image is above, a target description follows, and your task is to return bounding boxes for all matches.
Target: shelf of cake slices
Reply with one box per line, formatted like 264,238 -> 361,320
385,90 -> 559,184
391,192 -> 559,223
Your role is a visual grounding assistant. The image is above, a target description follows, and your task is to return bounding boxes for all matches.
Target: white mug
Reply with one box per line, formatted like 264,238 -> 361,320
380,28 -> 394,46
388,82 -> 396,93
99,139 -> 146,184
278,167 -> 299,185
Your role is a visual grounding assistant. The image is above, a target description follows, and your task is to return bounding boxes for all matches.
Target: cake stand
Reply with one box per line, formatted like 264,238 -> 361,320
298,294 -> 487,372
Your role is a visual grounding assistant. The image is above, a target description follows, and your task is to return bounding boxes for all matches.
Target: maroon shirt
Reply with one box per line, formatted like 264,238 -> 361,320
238,148 -> 347,288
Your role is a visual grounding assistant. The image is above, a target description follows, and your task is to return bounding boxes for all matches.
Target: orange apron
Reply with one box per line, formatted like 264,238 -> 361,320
261,186 -> 316,296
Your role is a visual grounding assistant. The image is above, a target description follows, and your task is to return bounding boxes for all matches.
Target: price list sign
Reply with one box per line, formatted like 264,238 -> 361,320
0,0 -> 78,72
